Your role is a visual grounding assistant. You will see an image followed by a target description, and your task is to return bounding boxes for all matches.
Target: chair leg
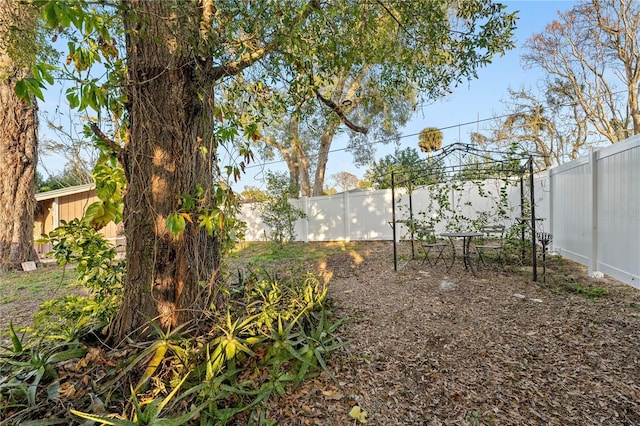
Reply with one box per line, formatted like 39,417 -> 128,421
445,242 -> 456,272
476,248 -> 487,268
421,246 -> 430,265
432,246 -> 445,267
422,245 -> 447,267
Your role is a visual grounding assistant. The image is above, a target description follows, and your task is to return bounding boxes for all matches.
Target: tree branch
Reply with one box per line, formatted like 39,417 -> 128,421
314,89 -> 369,135
210,0 -> 320,81
89,122 -> 122,157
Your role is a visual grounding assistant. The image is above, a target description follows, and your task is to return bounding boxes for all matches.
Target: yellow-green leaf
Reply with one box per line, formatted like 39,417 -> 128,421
349,406 -> 368,424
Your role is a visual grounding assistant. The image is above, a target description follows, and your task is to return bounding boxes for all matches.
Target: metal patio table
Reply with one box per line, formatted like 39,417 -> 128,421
439,231 -> 484,275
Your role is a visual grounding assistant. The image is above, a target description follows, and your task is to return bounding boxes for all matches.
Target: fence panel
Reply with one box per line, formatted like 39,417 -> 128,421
346,189 -> 394,240
549,157 -> 593,266
594,139 -> 640,286
549,135 -> 640,288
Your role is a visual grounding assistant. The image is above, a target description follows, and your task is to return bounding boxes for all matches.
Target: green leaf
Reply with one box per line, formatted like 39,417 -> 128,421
96,181 -> 116,200
166,212 -> 186,236
47,347 -> 87,364
84,201 -> 115,230
14,79 -> 29,102
7,321 -> 24,353
34,63 -> 56,85
199,213 -> 214,236
25,78 -> 45,101
66,89 -> 80,109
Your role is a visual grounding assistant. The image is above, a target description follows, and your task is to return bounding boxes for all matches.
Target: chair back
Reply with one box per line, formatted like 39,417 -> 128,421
416,225 -> 438,243
481,224 -> 505,237
480,225 -> 505,244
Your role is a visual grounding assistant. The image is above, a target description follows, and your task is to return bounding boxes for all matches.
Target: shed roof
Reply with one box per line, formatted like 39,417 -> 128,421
35,183 -> 96,201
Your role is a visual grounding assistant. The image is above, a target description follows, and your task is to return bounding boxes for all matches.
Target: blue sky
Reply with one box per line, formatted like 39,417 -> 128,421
38,1 -> 578,190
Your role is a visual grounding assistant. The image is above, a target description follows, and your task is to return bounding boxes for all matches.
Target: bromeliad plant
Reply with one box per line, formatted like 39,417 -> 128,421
0,323 -> 87,419
61,265 -> 343,425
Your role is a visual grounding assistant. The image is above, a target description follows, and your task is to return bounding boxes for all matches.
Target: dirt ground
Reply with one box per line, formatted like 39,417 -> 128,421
264,241 -> 640,425
2,242 -> 640,425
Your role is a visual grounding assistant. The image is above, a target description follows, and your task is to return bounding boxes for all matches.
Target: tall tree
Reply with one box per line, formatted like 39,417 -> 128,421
523,0 -> 640,143
471,86 -> 590,169
35,1 -> 516,342
418,127 -> 444,156
0,1 -> 39,269
330,171 -> 360,193
236,1 -> 517,196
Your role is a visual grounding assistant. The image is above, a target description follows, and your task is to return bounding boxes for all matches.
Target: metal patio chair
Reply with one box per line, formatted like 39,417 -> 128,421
475,224 -> 506,269
418,226 -> 449,267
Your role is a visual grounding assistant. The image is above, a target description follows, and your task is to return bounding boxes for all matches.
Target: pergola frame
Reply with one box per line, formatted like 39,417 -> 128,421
389,143 -> 541,281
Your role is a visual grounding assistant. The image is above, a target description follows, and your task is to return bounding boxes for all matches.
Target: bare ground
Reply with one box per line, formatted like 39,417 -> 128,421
263,241 -> 640,425
2,242 -> 640,425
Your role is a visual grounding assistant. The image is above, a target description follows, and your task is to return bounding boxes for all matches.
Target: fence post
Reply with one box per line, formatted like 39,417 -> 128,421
343,191 -> 350,242
530,157 -> 537,282
589,149 -> 598,277
548,170 -> 554,252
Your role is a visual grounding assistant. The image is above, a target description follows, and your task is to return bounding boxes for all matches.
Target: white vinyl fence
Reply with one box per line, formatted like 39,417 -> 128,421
239,136 -> 639,288
240,178 -> 524,242
543,135 -> 640,288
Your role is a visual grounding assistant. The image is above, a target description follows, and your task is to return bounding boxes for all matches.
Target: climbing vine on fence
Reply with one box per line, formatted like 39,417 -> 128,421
395,174 -> 518,241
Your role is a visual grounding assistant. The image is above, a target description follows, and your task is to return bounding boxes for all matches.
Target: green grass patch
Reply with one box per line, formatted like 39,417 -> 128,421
559,282 -> 608,298
230,241 -> 361,268
0,266 -> 78,304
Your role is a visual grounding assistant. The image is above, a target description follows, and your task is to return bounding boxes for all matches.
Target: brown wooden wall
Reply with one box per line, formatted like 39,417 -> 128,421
34,188 -> 125,257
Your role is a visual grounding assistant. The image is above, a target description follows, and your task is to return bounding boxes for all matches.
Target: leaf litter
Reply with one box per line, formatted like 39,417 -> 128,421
258,241 -> 640,425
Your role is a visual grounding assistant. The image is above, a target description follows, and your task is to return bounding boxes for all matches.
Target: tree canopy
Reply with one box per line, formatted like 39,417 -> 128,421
522,0 -> 640,144
220,1 -> 517,196
364,147 -> 445,189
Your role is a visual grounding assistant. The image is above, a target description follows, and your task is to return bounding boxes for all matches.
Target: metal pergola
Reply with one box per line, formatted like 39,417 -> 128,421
388,143 -> 542,281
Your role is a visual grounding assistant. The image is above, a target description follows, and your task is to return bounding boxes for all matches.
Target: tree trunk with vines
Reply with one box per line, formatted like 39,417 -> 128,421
110,1 -> 220,341
0,3 -> 38,270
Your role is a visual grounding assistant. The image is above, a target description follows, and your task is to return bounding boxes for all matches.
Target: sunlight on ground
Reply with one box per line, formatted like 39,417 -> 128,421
348,250 -> 364,265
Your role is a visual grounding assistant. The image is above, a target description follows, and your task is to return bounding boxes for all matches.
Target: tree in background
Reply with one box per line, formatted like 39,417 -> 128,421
36,165 -> 93,192
364,147 -> 445,189
259,172 -> 306,247
38,115 -> 98,187
0,1 -> 39,269
240,186 -> 268,203
237,1 -> 517,196
523,0 -> 640,144
330,171 -> 360,193
471,86 -> 592,169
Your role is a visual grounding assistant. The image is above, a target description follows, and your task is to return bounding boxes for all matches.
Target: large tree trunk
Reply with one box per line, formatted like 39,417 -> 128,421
0,4 -> 38,270
312,123 -> 339,196
110,1 -> 220,341
289,117 -> 311,196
